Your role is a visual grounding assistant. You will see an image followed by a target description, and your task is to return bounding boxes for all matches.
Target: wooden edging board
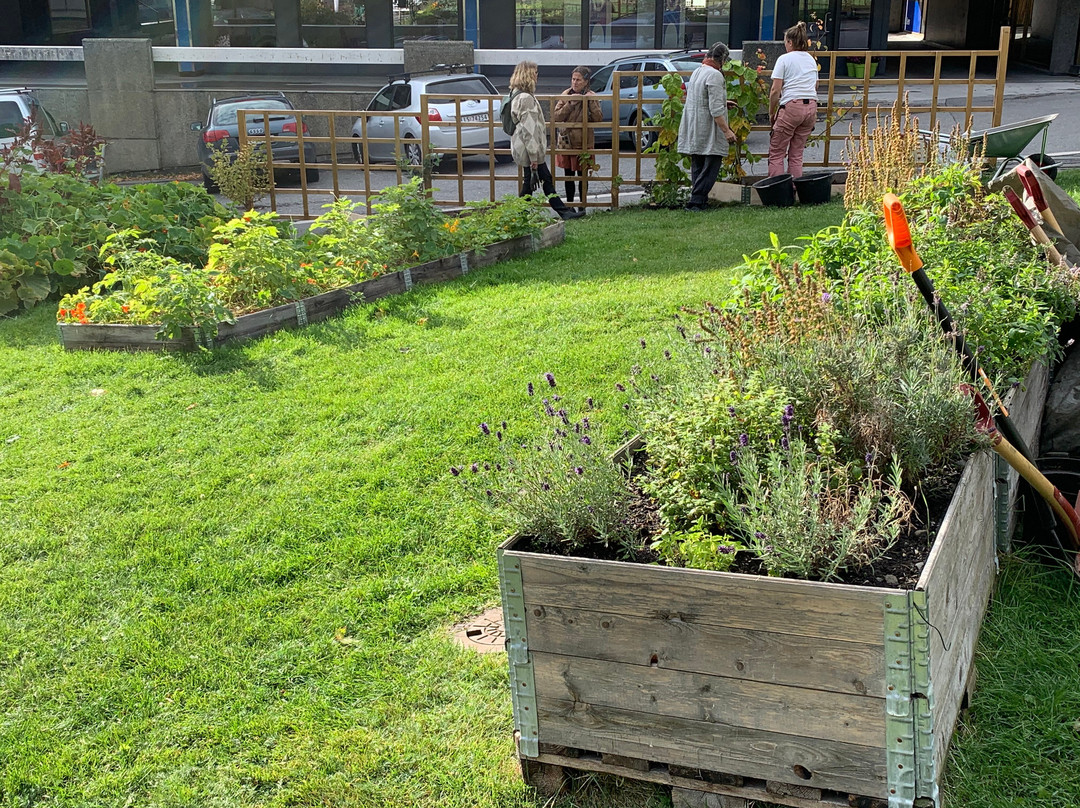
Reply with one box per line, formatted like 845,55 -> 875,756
499,361 -> 1049,808
58,221 -> 565,352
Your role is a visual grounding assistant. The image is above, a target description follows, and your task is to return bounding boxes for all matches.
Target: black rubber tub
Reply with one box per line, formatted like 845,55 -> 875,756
752,173 -> 794,207
794,172 -> 833,204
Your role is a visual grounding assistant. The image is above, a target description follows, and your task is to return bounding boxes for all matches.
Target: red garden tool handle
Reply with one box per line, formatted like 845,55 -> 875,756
964,385 -> 1080,559
882,193 -> 923,273
1016,164 -> 1048,212
1004,186 -> 1038,229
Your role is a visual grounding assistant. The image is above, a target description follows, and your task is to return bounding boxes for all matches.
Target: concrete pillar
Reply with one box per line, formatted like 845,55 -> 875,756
274,0 -> 302,47
83,38 -> 160,171
1049,0 -> 1080,73
365,0 -> 393,48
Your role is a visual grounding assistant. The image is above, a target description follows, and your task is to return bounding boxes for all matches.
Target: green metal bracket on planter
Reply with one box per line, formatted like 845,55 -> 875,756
459,252 -> 470,275
994,453 -> 1011,554
294,300 -> 308,327
498,547 -> 539,757
402,268 -> 414,292
884,591 -> 936,808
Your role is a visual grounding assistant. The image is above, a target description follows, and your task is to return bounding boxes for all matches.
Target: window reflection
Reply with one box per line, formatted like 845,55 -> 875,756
49,0 -> 90,33
517,1 -> 581,49
589,0 -> 654,49
394,0 -> 461,47
663,1 -> 730,50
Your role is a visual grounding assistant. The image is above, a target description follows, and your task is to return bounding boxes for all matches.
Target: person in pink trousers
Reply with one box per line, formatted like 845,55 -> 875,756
767,21 -> 819,178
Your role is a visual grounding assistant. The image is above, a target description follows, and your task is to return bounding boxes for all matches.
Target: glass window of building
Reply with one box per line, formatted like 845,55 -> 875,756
212,0 -> 276,47
49,0 -> 90,33
516,1 -> 582,49
300,0 -> 366,47
589,0 -> 654,49
394,0 -> 462,47
662,1 -> 729,51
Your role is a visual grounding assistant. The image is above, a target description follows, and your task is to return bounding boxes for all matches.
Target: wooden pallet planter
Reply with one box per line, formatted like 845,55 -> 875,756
499,362 -> 1048,808
58,221 -> 565,351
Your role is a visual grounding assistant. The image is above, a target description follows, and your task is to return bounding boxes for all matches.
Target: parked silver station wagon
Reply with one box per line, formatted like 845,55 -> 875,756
352,69 -> 512,166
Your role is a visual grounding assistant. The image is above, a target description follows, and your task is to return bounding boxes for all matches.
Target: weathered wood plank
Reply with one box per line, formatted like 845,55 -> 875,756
531,652 -> 886,746
528,608 -> 885,697
509,551 -> 891,646
536,698 -> 887,797
58,323 -> 193,351
534,752 -> 855,808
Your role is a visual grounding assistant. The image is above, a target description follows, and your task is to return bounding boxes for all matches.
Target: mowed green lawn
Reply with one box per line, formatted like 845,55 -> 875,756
2,177 -> 1080,808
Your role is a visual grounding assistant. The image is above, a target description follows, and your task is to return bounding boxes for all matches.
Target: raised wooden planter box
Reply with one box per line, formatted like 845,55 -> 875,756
58,221 -> 565,351
498,362 -> 1048,808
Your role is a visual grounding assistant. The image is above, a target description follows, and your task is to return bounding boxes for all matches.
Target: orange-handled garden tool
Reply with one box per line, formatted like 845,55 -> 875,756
1003,187 -> 1066,267
885,193 -> 1080,569
1016,163 -> 1064,238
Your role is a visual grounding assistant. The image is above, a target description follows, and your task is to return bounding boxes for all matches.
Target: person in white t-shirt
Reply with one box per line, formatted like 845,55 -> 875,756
767,21 -> 819,177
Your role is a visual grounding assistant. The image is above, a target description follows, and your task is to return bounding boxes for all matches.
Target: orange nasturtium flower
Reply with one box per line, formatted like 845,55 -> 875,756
121,305 -> 130,313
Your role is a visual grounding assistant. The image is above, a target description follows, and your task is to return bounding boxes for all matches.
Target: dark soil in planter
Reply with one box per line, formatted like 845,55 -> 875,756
516,469 -> 960,590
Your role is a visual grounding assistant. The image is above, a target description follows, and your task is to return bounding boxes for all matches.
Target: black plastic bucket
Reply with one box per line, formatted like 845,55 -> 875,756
793,172 -> 832,205
753,174 -> 794,207
1025,153 -> 1060,181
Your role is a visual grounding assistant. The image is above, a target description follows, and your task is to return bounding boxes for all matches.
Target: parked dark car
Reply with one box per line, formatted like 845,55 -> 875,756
192,93 -> 318,191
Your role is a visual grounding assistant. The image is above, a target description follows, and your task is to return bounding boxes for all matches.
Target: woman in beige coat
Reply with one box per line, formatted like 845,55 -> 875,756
552,65 -> 602,210
509,60 -> 585,220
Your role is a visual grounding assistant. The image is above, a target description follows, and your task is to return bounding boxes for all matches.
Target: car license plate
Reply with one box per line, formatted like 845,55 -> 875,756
459,114 -> 488,124
247,127 -> 265,135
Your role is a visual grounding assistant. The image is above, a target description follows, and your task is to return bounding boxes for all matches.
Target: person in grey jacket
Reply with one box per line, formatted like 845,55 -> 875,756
509,60 -> 585,221
677,41 -> 737,211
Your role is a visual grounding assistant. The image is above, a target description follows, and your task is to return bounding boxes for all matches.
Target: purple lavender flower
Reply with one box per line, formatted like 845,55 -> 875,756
580,435 -> 592,445
651,374 -> 659,382
496,431 -> 503,442
730,450 -> 738,463
821,292 -> 831,303
479,422 -> 490,436
615,383 -> 625,392
704,346 -> 712,354
501,420 -> 508,430
574,467 -> 584,475
664,350 -> 671,360
728,405 -> 736,417
545,372 -> 556,388
640,338 -> 647,349
739,433 -> 749,447
717,544 -> 735,554
483,463 -> 490,471
623,403 -> 630,411
754,531 -> 766,540
470,463 -> 479,473
450,466 -> 461,476
543,398 -> 555,416
541,482 -> 551,491
582,417 -> 590,430
495,463 -> 502,471
485,489 -> 493,498
527,382 -> 534,397
676,324 -> 687,338
865,452 -> 874,465
781,436 -> 789,450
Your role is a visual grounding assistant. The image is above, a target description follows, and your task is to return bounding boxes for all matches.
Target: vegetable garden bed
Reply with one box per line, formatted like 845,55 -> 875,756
57,222 -> 565,351
499,361 -> 1048,808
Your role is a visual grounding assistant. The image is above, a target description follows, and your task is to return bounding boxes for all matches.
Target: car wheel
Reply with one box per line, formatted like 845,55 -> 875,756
306,168 -> 320,183
403,139 -> 422,167
631,115 -> 657,152
352,141 -> 365,164
202,172 -> 219,193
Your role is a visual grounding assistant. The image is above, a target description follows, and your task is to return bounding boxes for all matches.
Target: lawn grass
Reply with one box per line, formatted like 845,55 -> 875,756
0,201 -> 845,807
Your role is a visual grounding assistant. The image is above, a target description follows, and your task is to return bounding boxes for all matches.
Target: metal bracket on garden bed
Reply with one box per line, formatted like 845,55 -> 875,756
884,591 -> 937,808
294,300 -> 308,327
459,252 -> 470,275
498,547 -> 539,758
402,268 -> 413,292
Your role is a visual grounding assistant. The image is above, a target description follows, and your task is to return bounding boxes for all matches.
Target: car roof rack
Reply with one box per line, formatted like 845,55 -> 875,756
209,91 -> 289,105
386,62 -> 470,84
0,87 -> 33,94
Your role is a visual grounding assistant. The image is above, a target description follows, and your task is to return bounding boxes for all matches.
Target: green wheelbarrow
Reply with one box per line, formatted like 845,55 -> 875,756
921,113 -> 1058,180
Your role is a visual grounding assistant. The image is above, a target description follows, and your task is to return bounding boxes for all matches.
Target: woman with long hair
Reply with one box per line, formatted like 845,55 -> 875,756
508,61 -> 585,220
767,21 -> 819,177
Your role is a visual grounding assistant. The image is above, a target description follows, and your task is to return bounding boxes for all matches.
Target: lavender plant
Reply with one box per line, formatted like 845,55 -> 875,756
454,374 -> 637,556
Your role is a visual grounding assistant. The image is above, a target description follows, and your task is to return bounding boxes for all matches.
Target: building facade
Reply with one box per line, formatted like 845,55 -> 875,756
1,0 -> 1077,73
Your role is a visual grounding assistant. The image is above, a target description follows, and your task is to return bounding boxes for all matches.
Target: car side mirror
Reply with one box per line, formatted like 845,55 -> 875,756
59,121 -> 69,133
190,122 -> 203,131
